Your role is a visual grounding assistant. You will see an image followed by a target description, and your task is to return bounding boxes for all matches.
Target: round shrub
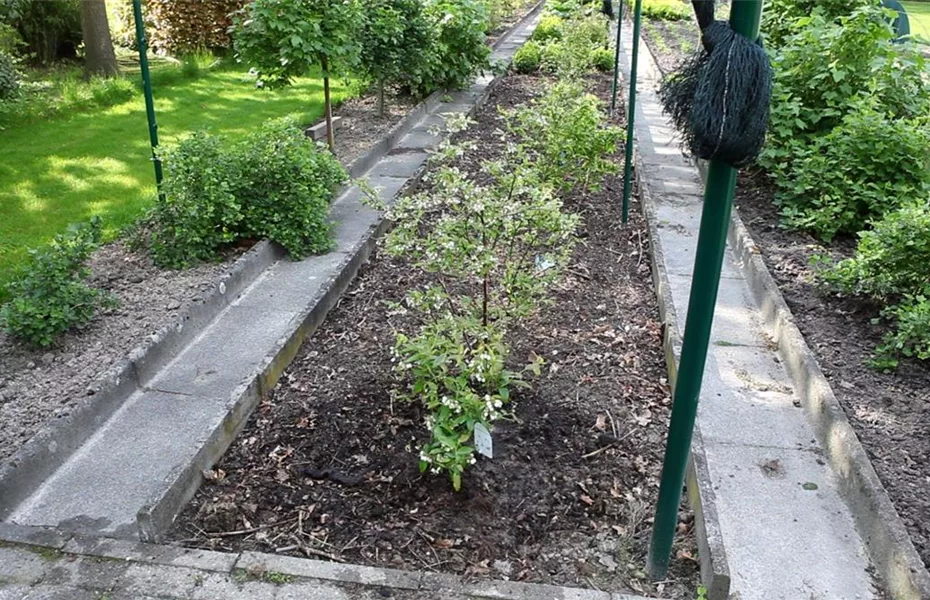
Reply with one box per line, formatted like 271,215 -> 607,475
827,203 -> 930,301
532,14 -> 563,42
512,40 -> 543,73
590,46 -> 613,72
0,52 -> 20,100
777,107 -> 930,241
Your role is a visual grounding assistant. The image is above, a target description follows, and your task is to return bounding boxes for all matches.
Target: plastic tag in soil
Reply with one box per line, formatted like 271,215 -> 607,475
474,423 -> 493,458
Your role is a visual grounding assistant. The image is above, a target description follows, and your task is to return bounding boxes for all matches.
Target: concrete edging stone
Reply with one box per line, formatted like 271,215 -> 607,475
723,189 -> 930,600
0,523 -> 653,600
635,153 -> 731,600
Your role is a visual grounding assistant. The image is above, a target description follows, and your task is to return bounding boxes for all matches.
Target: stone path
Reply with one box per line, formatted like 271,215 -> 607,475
614,16 -> 881,600
3,13 -> 539,545
0,524 -> 651,600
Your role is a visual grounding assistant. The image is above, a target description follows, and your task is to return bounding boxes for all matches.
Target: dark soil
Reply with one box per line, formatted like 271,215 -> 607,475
734,172 -> 930,571
331,92 -> 419,165
172,71 -> 699,598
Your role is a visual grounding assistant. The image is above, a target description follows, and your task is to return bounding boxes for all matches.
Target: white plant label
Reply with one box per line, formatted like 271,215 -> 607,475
474,423 -> 493,459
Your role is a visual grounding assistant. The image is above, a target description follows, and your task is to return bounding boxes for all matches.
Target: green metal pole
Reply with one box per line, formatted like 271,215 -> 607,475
132,0 -> 163,187
620,0 -> 642,223
609,0 -> 625,114
646,0 -> 765,581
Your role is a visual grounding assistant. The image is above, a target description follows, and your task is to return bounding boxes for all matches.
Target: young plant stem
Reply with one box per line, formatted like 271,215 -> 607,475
321,55 -> 335,153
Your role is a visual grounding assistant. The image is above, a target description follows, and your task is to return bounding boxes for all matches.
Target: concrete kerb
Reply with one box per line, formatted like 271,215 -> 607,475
725,205 -> 930,600
0,525 -> 653,600
0,240 -> 282,521
133,3 -> 545,544
635,153 -> 731,600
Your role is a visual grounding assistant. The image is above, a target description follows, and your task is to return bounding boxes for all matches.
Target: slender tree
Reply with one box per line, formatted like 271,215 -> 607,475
80,0 -> 119,77
233,0 -> 362,152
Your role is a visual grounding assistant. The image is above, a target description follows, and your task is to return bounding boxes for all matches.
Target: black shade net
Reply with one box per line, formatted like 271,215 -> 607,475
657,0 -> 772,168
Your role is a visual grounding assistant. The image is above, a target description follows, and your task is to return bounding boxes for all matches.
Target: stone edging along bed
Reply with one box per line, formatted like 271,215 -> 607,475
0,3 -> 543,525
634,155 -> 730,600
721,186 -> 930,600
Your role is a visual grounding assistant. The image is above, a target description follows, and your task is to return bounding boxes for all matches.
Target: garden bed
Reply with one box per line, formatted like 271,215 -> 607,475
733,173 -> 930,571
171,70 -> 699,598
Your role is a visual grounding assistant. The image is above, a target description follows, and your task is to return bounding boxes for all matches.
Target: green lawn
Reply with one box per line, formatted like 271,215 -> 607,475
902,1 -> 930,42
0,64 -> 353,290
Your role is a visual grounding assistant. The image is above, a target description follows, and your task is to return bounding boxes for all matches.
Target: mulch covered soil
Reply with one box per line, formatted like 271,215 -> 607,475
172,71 -> 699,598
734,172 -> 930,571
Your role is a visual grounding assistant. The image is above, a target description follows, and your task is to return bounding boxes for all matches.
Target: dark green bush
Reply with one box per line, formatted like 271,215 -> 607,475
513,40 -> 543,73
826,203 -> 930,302
0,0 -> 82,64
540,14 -> 608,76
1,217 -> 113,347
149,119 -> 347,268
761,0 -> 875,50
0,51 -> 19,100
590,46 -> 614,71
413,0 -> 492,96
761,4 -> 930,182
777,107 -> 930,241
151,132 -> 244,269
236,119 -> 347,258
821,203 -> 930,370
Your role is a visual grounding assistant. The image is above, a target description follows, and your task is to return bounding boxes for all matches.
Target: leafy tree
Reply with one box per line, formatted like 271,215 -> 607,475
358,0 -> 431,116
233,0 -> 362,152
79,0 -> 119,77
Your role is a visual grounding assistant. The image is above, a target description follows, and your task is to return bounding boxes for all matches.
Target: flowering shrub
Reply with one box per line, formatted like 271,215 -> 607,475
372,115 -> 578,490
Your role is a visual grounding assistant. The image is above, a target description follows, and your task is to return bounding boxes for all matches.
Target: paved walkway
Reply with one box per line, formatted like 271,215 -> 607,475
614,17 -> 880,600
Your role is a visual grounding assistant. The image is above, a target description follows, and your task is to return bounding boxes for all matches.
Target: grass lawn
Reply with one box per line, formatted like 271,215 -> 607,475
902,1 -> 930,42
0,63 -> 354,292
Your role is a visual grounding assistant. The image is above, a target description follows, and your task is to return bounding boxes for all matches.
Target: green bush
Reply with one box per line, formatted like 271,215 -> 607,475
0,0 -> 82,64
150,132 -> 244,269
761,0 -> 874,50
508,79 -> 623,192
761,4 -> 930,182
236,119 -> 347,258
0,51 -> 20,100
641,0 -> 691,21
541,14 -> 608,76
590,46 -> 614,71
149,119 -> 347,268
821,203 -> 930,370
826,203 -> 930,301
358,0 -> 432,114
777,107 -> 930,241
532,14 -> 564,42
1,217 -> 113,347
408,0 -> 492,96
874,296 -> 930,369
512,40 -> 543,73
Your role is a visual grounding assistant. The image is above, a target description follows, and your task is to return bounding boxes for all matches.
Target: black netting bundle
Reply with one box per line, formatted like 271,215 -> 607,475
658,0 -> 772,168
601,0 -> 615,20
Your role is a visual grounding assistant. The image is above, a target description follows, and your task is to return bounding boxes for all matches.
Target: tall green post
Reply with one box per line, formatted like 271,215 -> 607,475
620,0 -> 642,223
609,0 -> 625,114
646,0 -> 765,581
132,0 -> 163,187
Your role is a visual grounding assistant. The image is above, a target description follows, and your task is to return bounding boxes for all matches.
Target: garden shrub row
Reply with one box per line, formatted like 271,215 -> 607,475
757,0 -> 930,368
370,8 -> 623,489
513,9 -> 610,75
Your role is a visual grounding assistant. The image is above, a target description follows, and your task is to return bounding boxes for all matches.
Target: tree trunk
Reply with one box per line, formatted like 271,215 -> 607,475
377,79 -> 385,117
321,55 -> 335,153
80,0 -> 119,78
